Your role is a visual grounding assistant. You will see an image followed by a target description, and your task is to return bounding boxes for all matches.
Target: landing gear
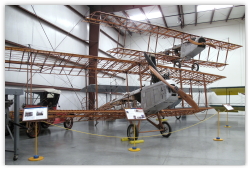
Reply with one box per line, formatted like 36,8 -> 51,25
127,124 -> 138,141
191,63 -> 199,71
64,117 -> 73,129
175,116 -> 182,119
160,121 -> 172,138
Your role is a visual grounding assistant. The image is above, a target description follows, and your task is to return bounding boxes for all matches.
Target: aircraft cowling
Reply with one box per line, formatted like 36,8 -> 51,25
140,81 -> 179,115
180,37 -> 206,60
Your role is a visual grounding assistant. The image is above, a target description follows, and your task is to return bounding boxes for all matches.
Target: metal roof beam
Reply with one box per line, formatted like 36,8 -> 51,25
210,9 -> 215,24
226,6 -> 233,22
139,7 -> 151,24
100,29 -> 124,47
177,5 -> 184,29
195,5 -> 198,26
158,5 -> 168,28
87,5 -> 151,13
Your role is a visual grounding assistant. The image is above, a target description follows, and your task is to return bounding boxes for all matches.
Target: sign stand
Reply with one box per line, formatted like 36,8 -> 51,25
213,110 -> 223,141
28,121 -> 44,161
125,108 -> 146,152
223,104 -> 234,128
23,107 -> 48,161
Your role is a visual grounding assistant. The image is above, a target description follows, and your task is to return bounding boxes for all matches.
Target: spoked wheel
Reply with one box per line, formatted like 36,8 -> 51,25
191,63 -> 199,71
64,117 -> 73,129
127,124 -> 139,141
175,116 -> 182,119
160,122 -> 172,138
173,61 -> 181,68
26,122 -> 41,138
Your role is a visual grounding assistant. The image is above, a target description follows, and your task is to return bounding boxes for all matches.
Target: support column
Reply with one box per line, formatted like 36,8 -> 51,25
88,9 -> 100,110
14,94 -> 20,160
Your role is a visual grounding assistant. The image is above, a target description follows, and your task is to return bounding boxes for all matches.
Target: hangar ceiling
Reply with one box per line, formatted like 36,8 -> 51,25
88,5 -> 245,28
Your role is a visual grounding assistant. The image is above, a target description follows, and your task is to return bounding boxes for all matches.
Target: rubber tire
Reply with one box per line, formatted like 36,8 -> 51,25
191,63 -> 199,71
127,124 -> 139,141
173,61 -> 181,68
160,121 -> 172,138
64,117 -> 73,129
26,122 -> 41,138
175,116 -> 182,119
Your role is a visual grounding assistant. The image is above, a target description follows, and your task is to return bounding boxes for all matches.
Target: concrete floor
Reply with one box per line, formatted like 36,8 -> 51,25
5,112 -> 245,165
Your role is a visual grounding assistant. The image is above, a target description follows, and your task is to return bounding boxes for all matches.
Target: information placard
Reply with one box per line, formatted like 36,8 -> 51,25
125,108 -> 146,120
23,107 -> 48,121
223,104 -> 234,111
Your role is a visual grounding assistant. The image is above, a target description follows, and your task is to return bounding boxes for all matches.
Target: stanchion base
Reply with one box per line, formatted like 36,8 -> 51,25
128,147 -> 141,152
213,137 -> 223,141
224,125 -> 231,128
28,155 -> 44,161
121,137 -> 129,141
130,140 -> 144,144
156,119 -> 168,121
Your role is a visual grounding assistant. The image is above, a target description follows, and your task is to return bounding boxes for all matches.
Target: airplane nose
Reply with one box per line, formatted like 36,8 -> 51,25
198,37 -> 206,43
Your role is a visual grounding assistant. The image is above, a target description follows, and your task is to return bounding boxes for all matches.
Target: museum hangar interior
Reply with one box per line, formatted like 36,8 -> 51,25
4,4 -> 245,165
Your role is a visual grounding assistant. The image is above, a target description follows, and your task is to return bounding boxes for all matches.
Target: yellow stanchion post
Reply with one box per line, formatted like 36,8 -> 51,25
224,111 -> 231,128
213,111 -> 223,141
28,122 -> 44,161
128,124 -> 140,152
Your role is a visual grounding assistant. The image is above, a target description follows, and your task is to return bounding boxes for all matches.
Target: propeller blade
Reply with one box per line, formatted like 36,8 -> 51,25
188,38 -> 216,49
144,52 -> 158,72
148,65 -> 199,110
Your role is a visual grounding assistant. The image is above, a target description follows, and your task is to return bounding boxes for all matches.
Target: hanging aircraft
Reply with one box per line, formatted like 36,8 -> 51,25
161,37 -> 216,71
86,11 -> 242,72
5,11 -> 242,139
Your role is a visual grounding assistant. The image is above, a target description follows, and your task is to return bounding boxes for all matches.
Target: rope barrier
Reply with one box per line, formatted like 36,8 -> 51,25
42,112 -> 217,139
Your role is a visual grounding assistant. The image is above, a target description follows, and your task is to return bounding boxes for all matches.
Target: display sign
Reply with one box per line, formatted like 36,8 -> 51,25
223,104 -> 234,111
125,108 -> 146,120
23,107 -> 48,121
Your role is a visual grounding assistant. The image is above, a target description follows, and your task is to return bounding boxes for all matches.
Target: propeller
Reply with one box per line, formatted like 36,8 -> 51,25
188,38 -> 216,49
144,52 -> 199,110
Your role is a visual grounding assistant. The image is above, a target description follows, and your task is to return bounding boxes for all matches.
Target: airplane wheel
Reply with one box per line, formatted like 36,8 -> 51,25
127,124 -> 139,141
173,61 -> 181,68
160,122 -> 172,138
64,117 -> 73,129
191,63 -> 199,71
175,116 -> 182,119
26,122 -> 41,138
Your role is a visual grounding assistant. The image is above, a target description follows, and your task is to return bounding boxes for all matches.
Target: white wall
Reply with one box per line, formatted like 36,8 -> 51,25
5,5 -> 129,109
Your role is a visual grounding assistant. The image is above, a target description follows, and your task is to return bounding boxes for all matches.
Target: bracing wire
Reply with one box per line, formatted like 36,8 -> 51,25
31,5 -> 55,51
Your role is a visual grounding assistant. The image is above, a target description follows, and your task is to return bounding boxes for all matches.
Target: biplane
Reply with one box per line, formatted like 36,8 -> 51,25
5,11 -> 242,139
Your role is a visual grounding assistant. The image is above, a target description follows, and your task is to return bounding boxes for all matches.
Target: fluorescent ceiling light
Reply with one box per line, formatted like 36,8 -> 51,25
197,5 -> 233,12
130,11 -> 162,21
130,14 -> 145,21
146,12 -> 162,19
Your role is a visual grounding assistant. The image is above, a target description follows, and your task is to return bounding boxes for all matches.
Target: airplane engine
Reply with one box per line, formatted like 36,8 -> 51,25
141,81 -> 179,115
180,37 -> 206,60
